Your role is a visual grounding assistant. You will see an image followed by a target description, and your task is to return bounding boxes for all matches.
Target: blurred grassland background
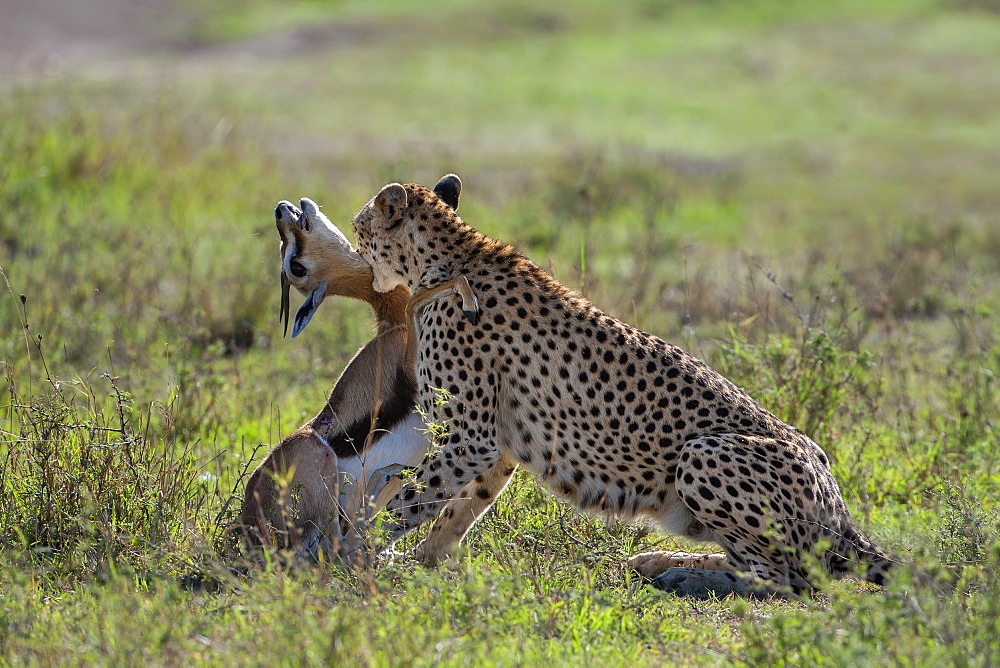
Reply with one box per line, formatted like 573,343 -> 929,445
2,0 -> 1000,664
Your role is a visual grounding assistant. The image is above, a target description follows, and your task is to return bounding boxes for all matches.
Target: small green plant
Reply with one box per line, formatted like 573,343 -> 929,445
717,265 -> 877,446
415,385 -> 454,446
1,297 -> 210,580
935,481 -> 1000,567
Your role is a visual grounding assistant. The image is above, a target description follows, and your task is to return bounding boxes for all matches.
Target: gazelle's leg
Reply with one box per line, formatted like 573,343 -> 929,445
331,462 -> 411,566
404,276 -> 481,371
452,276 -> 480,325
240,431 -> 342,553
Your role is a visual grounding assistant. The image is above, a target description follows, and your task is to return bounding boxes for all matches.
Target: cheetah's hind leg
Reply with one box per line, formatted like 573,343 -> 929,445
649,567 -> 785,599
628,551 -> 782,599
628,551 -> 735,578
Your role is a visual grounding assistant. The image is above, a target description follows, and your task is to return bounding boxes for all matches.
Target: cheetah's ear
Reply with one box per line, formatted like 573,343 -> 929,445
433,173 -> 462,211
372,183 -> 408,228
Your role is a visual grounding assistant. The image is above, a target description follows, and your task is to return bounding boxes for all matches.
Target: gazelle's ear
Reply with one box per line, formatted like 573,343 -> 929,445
372,183 -> 408,228
433,174 -> 462,211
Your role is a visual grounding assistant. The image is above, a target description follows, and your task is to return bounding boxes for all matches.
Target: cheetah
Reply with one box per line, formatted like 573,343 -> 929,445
350,174 -> 894,597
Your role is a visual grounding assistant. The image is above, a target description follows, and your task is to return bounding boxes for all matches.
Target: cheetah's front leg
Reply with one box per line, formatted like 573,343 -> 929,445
411,454 -> 517,563
383,438 -> 510,563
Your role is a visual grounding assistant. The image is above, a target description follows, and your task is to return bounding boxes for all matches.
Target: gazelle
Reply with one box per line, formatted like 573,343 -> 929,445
239,177 -> 478,561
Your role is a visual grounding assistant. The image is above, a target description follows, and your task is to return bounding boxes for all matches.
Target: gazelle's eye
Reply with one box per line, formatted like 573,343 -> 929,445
290,260 -> 307,278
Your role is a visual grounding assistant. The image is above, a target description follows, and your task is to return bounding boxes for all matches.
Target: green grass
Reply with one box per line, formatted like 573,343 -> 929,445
2,0 -> 1000,663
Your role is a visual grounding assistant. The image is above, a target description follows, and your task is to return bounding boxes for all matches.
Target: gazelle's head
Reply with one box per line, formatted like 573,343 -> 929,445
275,198 -> 373,338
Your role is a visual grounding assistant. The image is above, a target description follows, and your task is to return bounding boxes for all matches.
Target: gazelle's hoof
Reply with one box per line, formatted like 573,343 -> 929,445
456,276 -> 481,325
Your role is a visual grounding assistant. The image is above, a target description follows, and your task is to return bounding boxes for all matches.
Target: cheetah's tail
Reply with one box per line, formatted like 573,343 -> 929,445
863,554 -> 894,586
841,525 -> 896,586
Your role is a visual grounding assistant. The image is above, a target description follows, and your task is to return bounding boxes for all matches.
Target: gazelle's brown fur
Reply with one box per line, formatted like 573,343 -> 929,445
240,177 -> 477,559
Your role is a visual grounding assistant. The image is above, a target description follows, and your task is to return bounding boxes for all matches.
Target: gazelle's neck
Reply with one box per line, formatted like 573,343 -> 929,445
370,285 -> 409,332
313,257 -> 410,334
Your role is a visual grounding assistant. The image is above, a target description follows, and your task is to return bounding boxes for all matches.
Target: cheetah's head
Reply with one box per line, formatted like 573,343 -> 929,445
352,174 -> 462,293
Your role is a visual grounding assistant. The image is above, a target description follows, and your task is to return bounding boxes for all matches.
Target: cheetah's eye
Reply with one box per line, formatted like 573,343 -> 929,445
290,260 -> 307,278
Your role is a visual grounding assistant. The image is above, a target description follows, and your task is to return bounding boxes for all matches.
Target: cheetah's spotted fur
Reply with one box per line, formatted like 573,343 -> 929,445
352,175 -> 893,597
